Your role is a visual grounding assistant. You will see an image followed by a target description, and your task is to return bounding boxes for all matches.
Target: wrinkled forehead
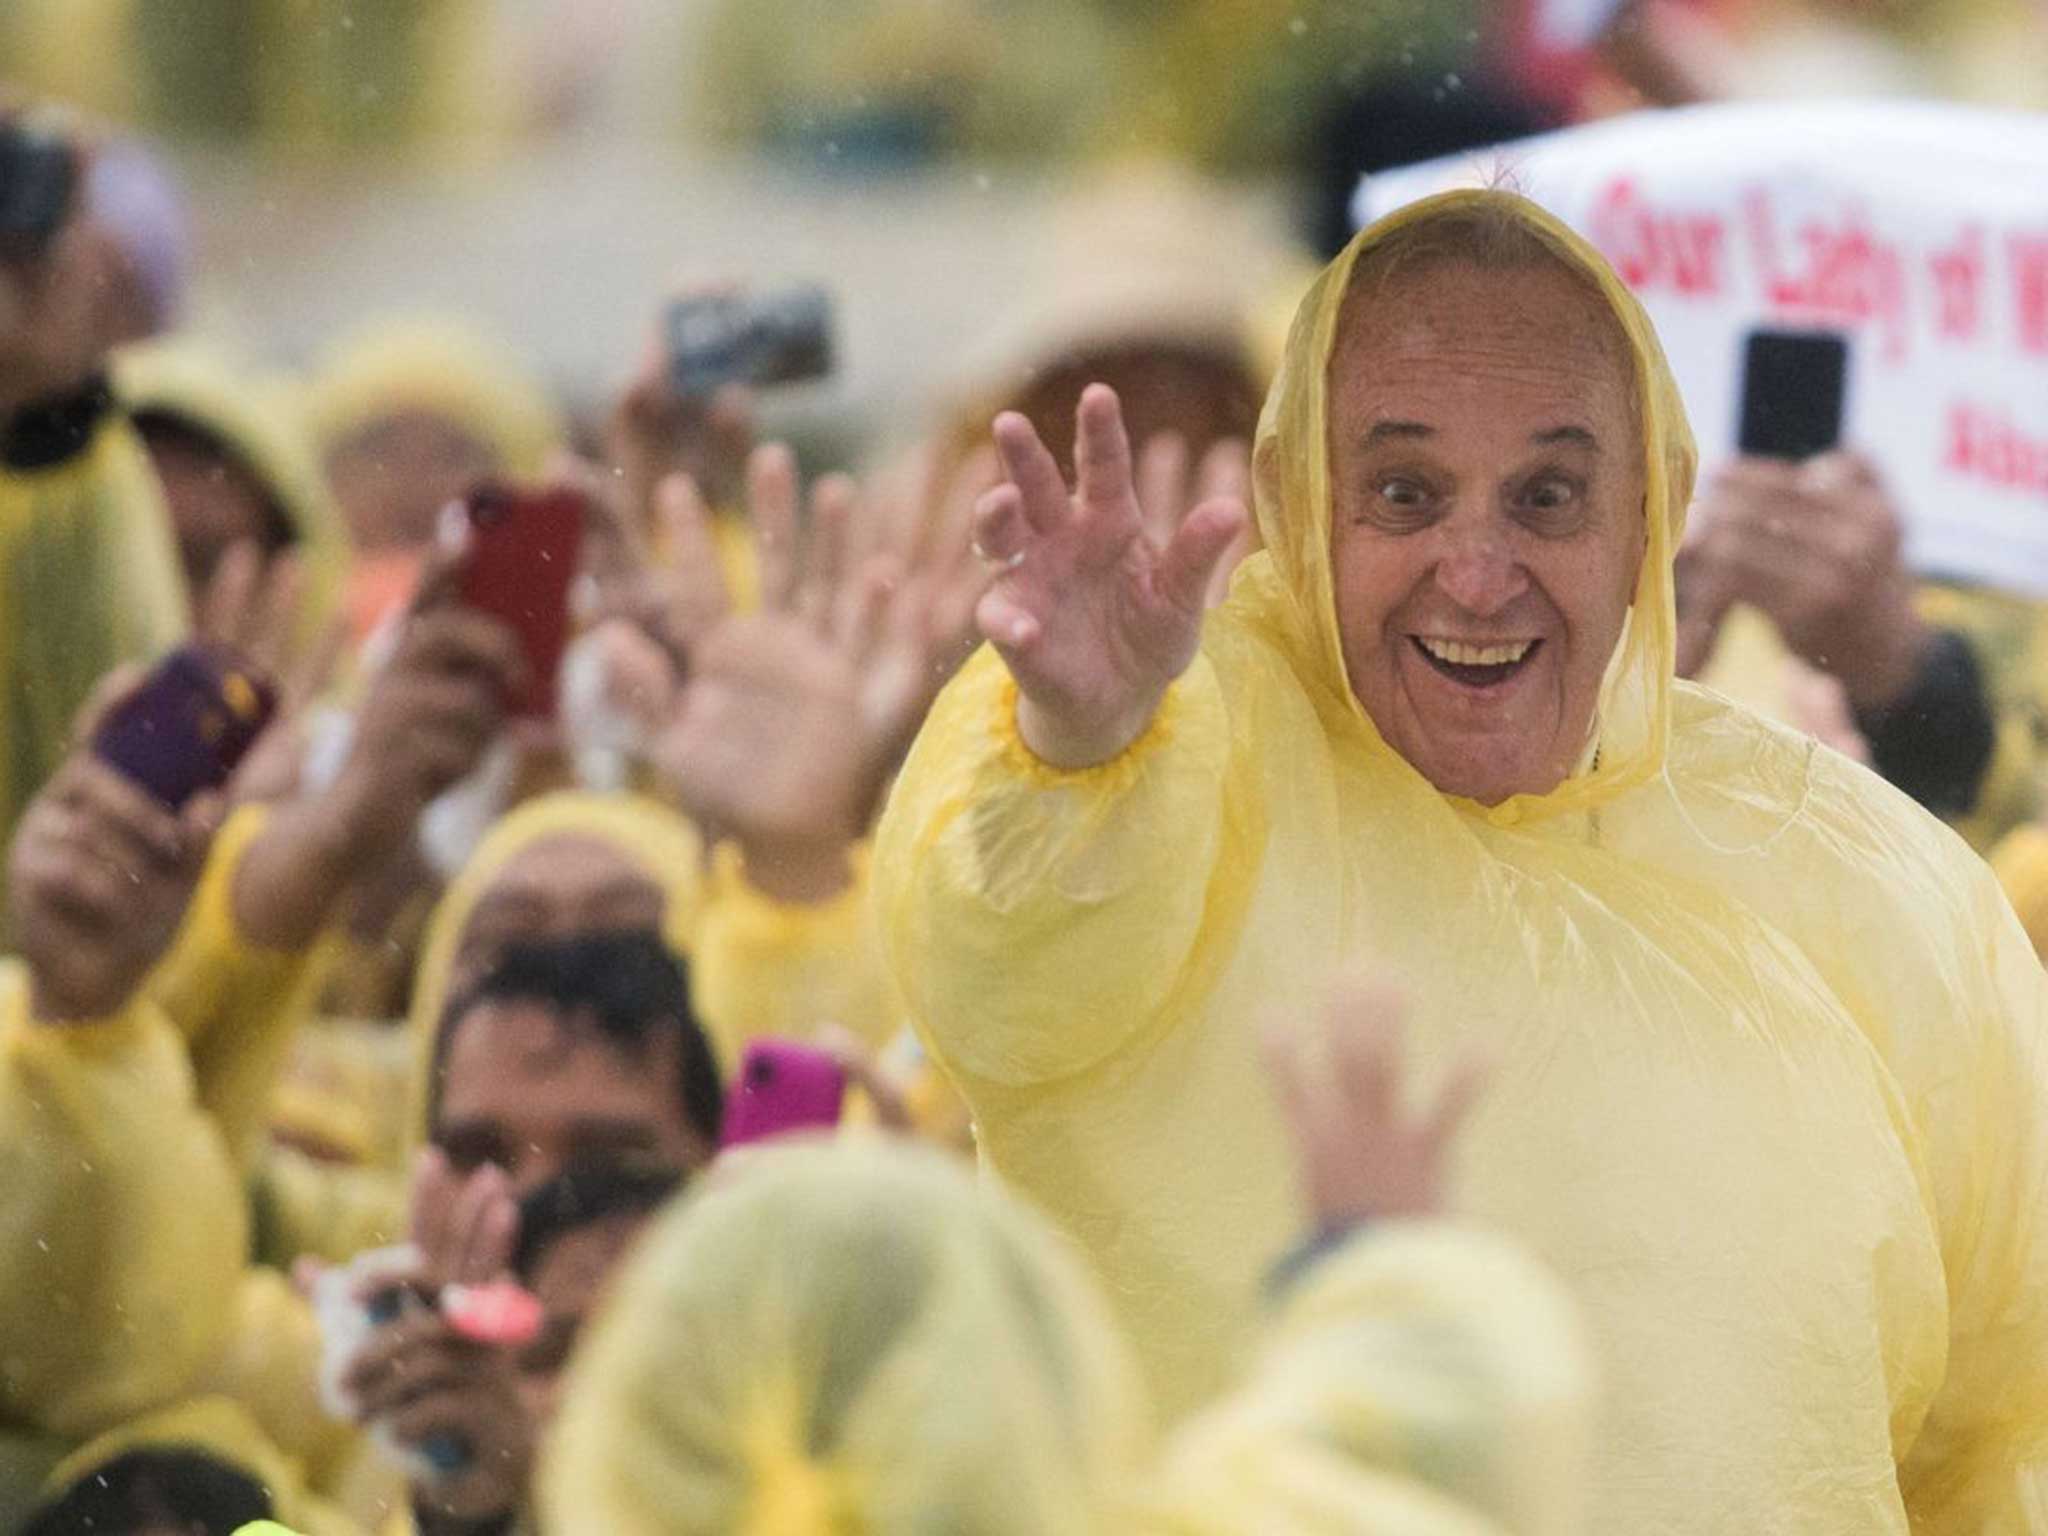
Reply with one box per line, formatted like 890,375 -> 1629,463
1330,245 -> 1641,438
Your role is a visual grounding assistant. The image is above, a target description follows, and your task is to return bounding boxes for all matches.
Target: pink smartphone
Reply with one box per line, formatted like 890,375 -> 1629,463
720,1039 -> 848,1150
92,646 -> 277,808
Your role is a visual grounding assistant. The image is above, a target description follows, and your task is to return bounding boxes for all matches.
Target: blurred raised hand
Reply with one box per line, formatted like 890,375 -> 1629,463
975,384 -> 1247,769
1263,976 -> 1485,1230
650,440 -> 992,901
7,671 -> 222,1021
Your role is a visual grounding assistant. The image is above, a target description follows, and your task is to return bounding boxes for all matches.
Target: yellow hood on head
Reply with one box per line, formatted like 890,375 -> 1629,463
405,791 -> 707,1150
115,338 -> 347,647
540,1138 -> 1149,1536
1244,189 -> 1697,826
42,1397 -> 352,1536
309,315 -> 562,477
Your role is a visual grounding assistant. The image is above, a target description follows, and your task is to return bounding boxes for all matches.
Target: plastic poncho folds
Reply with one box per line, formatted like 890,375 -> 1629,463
32,1397 -> 361,1536
115,337 -> 349,656
0,810 -> 360,1509
540,1138 -> 1589,1536
0,402 -> 187,943
877,189 -> 2048,1534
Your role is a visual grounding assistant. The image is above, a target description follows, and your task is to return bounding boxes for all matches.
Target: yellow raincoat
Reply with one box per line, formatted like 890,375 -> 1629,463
0,413 -> 187,941
877,190 -> 2048,1531
540,1138 -> 1586,1536
116,337 -> 349,652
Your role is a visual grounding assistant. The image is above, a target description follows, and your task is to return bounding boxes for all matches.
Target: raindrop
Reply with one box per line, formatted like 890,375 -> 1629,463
1288,15 -> 1307,36
1445,72 -> 1463,91
974,172 -> 991,192
35,1237 -> 49,1253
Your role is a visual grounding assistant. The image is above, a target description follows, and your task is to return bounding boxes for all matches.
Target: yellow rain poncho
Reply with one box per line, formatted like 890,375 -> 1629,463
0,410 -> 187,941
308,316 -> 561,483
116,337 -> 349,652
877,190 -> 2048,1532
0,960 -> 246,1442
540,1138 -> 1591,1536
38,1396 -> 361,1536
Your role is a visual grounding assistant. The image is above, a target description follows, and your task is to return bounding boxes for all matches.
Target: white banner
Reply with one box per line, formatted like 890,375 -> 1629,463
1355,100 -> 2048,598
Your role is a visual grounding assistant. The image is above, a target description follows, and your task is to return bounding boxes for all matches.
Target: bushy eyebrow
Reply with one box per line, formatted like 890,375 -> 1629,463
1361,419 -> 1434,446
1359,422 -> 1600,451
1532,425 -> 1600,451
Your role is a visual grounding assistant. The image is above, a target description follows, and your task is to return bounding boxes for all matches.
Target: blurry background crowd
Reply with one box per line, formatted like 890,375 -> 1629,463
6,2 -> 2048,1534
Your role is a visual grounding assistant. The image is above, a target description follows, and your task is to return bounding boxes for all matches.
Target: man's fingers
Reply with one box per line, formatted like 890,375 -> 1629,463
1195,436 -> 1252,509
69,757 -> 190,871
410,520 -> 473,615
1423,1054 -> 1489,1151
970,483 -> 1031,569
747,443 -> 802,611
1155,497 -> 1247,615
68,663 -> 147,745
805,472 -> 858,610
1072,384 -> 1137,517
992,412 -> 1070,535
409,1146 -> 459,1266
246,552 -> 306,674
975,586 -> 1042,653
1136,431 -> 1190,547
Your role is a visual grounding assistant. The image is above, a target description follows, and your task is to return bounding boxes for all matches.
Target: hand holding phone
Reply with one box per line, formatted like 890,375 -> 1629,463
720,1038 -> 848,1150
456,483 -> 588,718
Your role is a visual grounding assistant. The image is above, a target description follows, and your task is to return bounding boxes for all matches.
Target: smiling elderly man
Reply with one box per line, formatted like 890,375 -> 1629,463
876,190 -> 2048,1533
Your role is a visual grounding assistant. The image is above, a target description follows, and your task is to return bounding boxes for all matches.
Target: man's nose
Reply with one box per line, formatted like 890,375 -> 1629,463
1432,526 -> 1530,617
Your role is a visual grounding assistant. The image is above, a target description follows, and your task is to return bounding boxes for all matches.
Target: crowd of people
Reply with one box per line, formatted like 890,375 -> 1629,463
7,33 -> 2048,1535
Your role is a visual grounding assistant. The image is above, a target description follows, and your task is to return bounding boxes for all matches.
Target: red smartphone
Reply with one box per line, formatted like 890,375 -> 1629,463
457,483 -> 586,718
720,1039 -> 848,1150
92,646 -> 277,809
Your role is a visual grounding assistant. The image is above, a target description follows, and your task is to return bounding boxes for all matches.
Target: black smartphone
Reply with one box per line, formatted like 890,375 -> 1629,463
665,286 -> 834,398
1736,329 -> 1849,461
0,121 -> 76,262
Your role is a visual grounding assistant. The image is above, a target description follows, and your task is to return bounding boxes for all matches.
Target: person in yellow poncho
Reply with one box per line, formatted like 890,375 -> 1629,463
539,978 -> 1590,1536
0,128 -> 188,940
308,316 -> 561,651
116,338 -> 347,646
876,189 -> 2048,1531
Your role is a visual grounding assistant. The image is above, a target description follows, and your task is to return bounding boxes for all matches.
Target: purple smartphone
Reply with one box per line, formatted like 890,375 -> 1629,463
720,1038 -> 848,1150
92,646 -> 277,808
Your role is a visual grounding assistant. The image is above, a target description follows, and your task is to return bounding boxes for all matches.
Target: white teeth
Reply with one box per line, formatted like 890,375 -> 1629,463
1419,637 -> 1534,667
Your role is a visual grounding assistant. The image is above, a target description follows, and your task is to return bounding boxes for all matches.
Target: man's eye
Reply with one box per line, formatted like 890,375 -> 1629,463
1519,476 -> 1579,514
1378,477 -> 1430,508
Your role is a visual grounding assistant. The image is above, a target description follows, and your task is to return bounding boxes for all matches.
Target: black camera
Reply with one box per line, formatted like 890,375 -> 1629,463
0,121 -> 77,261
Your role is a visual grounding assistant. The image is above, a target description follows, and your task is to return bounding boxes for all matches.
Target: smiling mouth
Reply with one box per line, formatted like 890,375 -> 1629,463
1410,635 -> 1541,689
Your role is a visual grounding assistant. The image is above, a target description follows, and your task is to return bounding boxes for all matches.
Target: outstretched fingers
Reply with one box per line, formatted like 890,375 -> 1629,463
1154,495 -> 1247,615
992,411 -> 1071,536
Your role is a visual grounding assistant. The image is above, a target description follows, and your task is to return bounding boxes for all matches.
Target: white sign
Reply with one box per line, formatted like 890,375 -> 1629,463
1356,101 -> 2048,598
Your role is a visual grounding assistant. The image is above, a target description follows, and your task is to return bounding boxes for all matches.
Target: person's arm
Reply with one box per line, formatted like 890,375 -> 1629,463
0,127 -> 188,918
1893,866 -> 2048,1532
689,840 -> 897,1063
151,577 -> 523,1164
1138,979 -> 1580,1536
873,385 -> 1247,1088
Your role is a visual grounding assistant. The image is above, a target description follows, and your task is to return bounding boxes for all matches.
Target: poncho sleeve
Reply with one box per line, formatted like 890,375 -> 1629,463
0,958 -> 245,1439
147,803 -> 332,1167
873,644 -> 1233,1089
1133,1223 -> 1591,1536
1893,852 -> 2048,1533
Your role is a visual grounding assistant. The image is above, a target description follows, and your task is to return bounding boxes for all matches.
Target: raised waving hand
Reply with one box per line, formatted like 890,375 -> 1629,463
974,384 -> 1246,768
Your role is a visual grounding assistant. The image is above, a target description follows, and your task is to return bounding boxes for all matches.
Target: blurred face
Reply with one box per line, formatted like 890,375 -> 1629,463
450,834 -> 666,996
326,409 -> 497,553
434,998 -> 710,1195
1328,260 -> 1645,804
138,423 -> 281,597
513,1208 -> 655,1424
